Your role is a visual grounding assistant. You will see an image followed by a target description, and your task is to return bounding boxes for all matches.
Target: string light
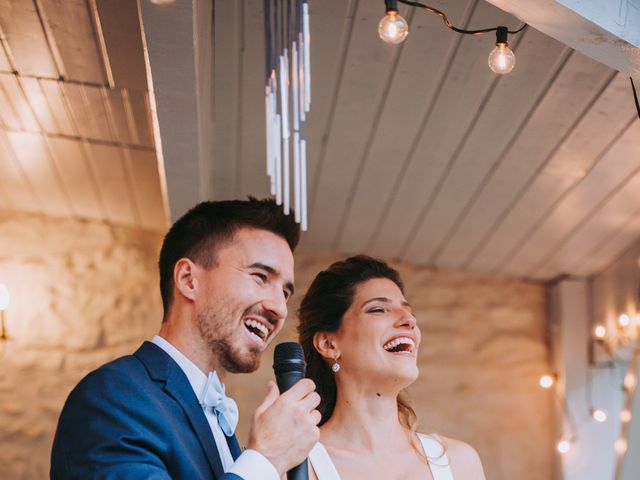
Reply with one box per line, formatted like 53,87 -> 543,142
488,27 -> 515,74
382,1 -> 527,74
623,372 -> 636,391
614,437 -> 627,455
379,1 -> 409,45
556,439 -> 572,454
620,409 -> 632,423
539,374 -> 555,389
593,324 -> 606,339
591,408 -> 607,423
618,314 -> 630,328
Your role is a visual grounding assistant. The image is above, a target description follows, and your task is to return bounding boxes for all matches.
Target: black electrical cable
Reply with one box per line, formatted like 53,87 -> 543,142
631,77 -> 640,120
397,0 -> 527,35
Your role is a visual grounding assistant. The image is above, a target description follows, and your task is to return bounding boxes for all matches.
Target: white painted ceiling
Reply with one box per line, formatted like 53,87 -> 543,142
0,0 -> 166,231
1,0 -> 639,283
212,0 -> 640,281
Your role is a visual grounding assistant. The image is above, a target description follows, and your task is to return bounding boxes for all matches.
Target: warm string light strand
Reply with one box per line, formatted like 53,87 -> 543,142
264,0 -> 310,231
542,290 -> 640,462
379,0 -> 527,74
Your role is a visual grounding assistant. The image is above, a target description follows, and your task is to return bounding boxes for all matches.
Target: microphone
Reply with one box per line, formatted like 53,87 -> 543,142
273,342 -> 308,480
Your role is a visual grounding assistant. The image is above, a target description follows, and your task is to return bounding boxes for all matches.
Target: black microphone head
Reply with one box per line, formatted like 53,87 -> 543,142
273,342 -> 306,375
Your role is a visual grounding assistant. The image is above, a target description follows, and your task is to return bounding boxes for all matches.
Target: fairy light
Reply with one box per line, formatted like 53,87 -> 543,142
557,439 -> 571,454
593,324 -> 606,340
539,374 -> 554,389
618,314 -> 630,328
615,437 -> 627,455
381,1 -> 526,74
624,372 -> 637,391
620,409 -> 632,423
591,408 -> 607,423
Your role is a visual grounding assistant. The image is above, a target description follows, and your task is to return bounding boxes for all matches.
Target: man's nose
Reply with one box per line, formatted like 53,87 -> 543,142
263,288 -> 288,321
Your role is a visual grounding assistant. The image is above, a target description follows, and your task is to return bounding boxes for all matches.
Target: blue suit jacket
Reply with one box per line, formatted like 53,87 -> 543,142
51,341 -> 243,479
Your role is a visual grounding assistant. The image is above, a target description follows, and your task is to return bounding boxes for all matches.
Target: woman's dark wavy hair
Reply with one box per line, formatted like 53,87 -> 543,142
297,255 -> 417,429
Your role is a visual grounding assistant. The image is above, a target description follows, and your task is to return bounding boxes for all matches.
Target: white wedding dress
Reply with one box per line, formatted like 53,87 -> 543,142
308,433 -> 454,480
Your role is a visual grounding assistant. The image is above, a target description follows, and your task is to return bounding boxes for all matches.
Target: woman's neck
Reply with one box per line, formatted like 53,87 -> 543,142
320,380 -> 410,454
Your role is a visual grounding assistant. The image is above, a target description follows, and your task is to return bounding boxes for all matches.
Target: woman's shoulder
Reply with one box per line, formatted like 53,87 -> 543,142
418,433 -> 486,479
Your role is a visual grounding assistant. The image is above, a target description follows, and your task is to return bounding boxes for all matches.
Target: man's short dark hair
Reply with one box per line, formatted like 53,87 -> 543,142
158,198 -> 300,317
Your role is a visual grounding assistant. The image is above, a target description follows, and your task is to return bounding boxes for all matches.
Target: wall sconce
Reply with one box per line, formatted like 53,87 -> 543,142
0,283 -> 10,340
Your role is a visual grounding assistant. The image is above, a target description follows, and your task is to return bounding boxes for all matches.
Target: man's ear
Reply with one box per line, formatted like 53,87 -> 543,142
313,331 -> 340,361
174,258 -> 199,302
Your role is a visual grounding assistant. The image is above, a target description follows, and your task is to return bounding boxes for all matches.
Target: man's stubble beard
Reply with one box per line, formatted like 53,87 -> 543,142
196,306 -> 261,374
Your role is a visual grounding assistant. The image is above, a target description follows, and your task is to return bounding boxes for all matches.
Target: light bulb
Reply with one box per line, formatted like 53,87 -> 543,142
539,375 -> 554,389
593,324 -> 606,339
620,409 -> 632,423
557,439 -> 571,454
488,43 -> 515,74
615,438 -> 627,455
624,372 -> 637,391
378,12 -> 409,44
618,314 -> 630,327
591,409 -> 607,423
0,284 -> 9,310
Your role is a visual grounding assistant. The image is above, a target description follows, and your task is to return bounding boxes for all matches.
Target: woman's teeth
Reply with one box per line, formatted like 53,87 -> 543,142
383,337 -> 415,352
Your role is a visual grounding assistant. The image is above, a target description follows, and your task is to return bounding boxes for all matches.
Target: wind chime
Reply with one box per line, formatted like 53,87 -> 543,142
264,0 -> 311,230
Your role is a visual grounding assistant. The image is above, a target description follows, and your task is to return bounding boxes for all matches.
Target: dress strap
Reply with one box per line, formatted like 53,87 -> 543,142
419,434 -> 454,480
308,442 -> 342,480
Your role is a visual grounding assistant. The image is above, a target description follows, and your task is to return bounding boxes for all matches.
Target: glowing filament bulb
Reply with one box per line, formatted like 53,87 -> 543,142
557,439 -> 571,454
618,314 -> 630,327
591,409 -> 607,423
624,372 -> 637,391
378,11 -> 409,44
539,375 -> 554,389
615,438 -> 627,455
488,43 -> 515,74
620,409 -> 632,423
593,324 -> 606,339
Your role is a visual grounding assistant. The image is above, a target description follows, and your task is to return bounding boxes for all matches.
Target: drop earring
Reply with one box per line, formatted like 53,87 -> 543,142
331,358 -> 340,373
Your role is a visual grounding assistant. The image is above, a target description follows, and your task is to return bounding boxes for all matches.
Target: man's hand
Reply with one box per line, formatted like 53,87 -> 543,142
247,379 -> 321,475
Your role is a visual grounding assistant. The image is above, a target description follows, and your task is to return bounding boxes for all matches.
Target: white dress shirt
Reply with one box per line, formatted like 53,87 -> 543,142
152,336 -> 279,480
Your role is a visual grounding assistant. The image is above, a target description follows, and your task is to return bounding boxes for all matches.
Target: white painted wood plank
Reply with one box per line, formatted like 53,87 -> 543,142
212,0 -> 241,199
0,0 -> 58,77
450,70 -> 630,271
402,27 -> 568,265
104,87 -> 134,145
533,166 -> 640,280
127,148 -> 167,229
456,52 -> 614,272
82,84 -> 113,142
0,73 -> 39,130
237,0 -> 270,199
38,79 -> 76,136
0,42 -> 12,72
335,0 -> 474,254
304,0 -> 402,249
501,119 -> 640,276
95,0 -> 147,91
61,82 -> 96,139
573,213 -> 640,278
19,76 -> 58,133
39,0 -> 105,84
6,131 -> 72,216
46,136 -> 105,219
0,130 -> 40,211
85,142 -> 137,224
368,1 -> 521,260
0,76 -> 22,129
127,90 -> 153,147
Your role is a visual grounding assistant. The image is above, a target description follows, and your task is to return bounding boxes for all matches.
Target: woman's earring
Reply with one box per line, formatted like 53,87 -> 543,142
331,358 -> 341,373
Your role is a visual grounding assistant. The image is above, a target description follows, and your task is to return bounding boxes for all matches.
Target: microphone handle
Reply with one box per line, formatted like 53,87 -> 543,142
274,370 -> 309,480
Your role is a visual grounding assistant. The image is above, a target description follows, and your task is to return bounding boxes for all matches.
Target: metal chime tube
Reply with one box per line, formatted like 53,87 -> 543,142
264,0 -> 310,230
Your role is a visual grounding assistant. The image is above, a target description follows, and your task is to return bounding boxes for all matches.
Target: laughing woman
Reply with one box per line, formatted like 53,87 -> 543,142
298,255 -> 486,480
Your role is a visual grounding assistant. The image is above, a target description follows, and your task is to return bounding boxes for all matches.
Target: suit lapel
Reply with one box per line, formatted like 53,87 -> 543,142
135,342 -> 226,478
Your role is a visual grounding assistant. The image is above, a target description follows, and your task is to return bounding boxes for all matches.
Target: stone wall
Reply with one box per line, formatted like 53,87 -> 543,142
0,210 -> 164,479
226,251 -> 557,480
0,214 -> 555,479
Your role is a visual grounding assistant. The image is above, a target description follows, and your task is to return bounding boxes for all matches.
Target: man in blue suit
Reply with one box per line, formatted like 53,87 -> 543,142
51,198 -> 321,479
